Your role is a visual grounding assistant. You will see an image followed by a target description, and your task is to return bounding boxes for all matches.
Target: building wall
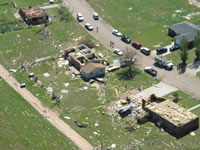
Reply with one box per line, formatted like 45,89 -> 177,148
81,68 -> 105,80
168,28 -> 177,37
145,108 -> 199,138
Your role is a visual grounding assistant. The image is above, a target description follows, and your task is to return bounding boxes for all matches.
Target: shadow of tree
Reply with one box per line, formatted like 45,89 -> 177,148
117,67 -> 140,80
177,63 -> 187,74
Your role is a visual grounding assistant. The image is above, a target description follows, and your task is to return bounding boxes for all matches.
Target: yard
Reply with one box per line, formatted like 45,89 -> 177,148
88,0 -> 200,50
0,78 -> 77,150
0,5 -> 200,149
15,0 -> 62,7
0,1 -> 16,23
165,49 -> 196,66
197,71 -> 200,77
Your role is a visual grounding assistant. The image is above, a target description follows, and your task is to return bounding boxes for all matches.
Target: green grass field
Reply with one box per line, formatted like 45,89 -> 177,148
197,71 -> 200,77
0,78 -> 77,150
88,0 -> 200,50
15,0 -> 62,6
0,2 -> 16,23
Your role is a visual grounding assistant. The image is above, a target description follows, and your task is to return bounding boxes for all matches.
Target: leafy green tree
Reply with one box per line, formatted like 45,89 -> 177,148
58,7 -> 72,22
180,36 -> 188,64
194,31 -> 200,60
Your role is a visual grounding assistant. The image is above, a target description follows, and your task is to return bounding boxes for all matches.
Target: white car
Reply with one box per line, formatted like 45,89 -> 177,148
77,13 -> 84,22
93,12 -> 99,20
85,23 -> 94,31
114,48 -> 123,56
112,29 -> 122,37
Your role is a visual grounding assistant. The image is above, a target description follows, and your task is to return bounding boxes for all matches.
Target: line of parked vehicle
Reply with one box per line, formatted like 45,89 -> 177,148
77,12 -> 177,78
77,12 -> 99,31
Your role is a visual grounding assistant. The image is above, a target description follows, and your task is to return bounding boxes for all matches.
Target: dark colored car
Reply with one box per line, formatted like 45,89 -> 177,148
121,35 -> 131,44
156,47 -> 168,55
170,45 -> 180,51
132,42 -> 141,49
144,67 -> 157,76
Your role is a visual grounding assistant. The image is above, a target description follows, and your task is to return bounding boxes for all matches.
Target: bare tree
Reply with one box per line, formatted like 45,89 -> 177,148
120,47 -> 137,71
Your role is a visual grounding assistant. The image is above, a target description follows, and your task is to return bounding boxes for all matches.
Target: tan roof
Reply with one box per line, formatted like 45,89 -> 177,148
20,7 -> 47,18
81,63 -> 105,74
145,100 -> 198,127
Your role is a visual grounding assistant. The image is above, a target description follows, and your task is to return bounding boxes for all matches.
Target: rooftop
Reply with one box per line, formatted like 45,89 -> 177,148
81,63 -> 105,74
20,7 -> 47,19
169,21 -> 200,42
145,100 -> 198,127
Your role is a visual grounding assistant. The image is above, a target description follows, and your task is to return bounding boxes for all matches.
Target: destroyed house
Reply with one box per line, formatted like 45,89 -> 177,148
168,21 -> 200,48
67,44 -> 104,70
144,100 -> 199,138
19,7 -> 48,25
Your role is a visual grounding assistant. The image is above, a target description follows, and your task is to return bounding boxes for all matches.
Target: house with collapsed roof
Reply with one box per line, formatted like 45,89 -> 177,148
19,7 -> 48,25
168,21 -> 200,48
143,99 -> 199,138
80,63 -> 105,80
64,44 -> 105,80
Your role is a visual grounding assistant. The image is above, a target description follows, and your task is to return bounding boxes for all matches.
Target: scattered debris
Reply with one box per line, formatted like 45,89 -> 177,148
29,72 -> 34,78
74,121 -> 88,128
93,131 -> 100,136
61,90 -> 68,94
111,144 -> 116,148
94,123 -> 99,127
190,131 -> 196,136
128,7 -> 133,11
9,69 -> 17,73
63,82 -> 69,87
47,87 -> 53,95
35,56 -> 52,63
64,116 -> 71,120
43,72 -> 50,77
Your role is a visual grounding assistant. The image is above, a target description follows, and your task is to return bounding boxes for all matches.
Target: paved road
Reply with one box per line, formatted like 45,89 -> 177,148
63,0 -> 200,99
0,64 -> 93,150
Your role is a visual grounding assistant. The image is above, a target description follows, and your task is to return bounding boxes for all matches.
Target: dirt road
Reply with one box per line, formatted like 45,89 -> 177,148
63,0 -> 200,99
0,64 -> 93,150
189,0 -> 200,8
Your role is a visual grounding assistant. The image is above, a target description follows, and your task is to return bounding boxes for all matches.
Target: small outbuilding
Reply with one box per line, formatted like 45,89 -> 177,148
19,7 -> 48,25
168,21 -> 200,48
80,63 -> 105,80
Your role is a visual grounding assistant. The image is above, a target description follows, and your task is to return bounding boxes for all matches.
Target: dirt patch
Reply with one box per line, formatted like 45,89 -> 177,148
71,106 -> 86,112
189,0 -> 200,8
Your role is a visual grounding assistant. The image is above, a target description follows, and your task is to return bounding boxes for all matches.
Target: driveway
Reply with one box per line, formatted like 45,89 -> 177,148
131,82 -> 178,100
63,0 -> 200,99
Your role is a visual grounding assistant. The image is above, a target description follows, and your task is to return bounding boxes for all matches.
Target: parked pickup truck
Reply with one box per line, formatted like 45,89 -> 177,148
154,55 -> 173,70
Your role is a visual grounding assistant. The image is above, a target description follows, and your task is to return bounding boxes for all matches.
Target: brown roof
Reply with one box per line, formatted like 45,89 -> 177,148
81,63 -> 105,74
20,7 -> 47,18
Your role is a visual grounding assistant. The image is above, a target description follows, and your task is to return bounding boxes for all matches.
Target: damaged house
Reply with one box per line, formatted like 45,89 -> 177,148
143,99 -> 199,138
19,7 -> 49,25
64,44 -> 105,80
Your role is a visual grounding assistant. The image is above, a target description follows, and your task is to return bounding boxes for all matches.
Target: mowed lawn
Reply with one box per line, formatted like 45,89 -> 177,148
0,78 -> 77,150
0,1 -> 16,23
88,0 -> 200,49
15,0 -> 62,6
